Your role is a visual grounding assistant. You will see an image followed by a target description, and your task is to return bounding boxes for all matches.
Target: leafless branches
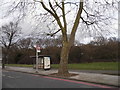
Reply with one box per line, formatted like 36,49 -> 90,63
0,22 -> 21,49
1,0 -> 118,40
46,29 -> 61,37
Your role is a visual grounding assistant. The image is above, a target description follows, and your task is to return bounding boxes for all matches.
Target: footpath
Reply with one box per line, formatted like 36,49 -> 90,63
4,66 -> 120,87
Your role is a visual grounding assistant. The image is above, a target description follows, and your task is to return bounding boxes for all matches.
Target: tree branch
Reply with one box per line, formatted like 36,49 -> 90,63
46,29 -> 61,37
80,17 -> 94,25
54,0 -> 62,10
83,8 -> 95,18
35,0 -> 65,37
69,0 -> 83,45
62,2 -> 67,31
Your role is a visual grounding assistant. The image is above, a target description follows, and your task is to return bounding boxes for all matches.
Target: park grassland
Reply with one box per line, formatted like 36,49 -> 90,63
52,62 -> 119,70
6,62 -> 119,70
5,64 -> 33,67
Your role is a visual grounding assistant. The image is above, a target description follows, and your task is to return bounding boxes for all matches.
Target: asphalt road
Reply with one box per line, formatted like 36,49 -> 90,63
2,70 -> 115,88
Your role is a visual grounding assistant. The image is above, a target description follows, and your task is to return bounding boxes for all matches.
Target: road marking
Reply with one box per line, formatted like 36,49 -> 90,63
7,76 -> 15,78
3,71 -> 9,72
2,73 -> 21,79
43,76 -> 112,88
2,74 -> 5,77
3,74 -> 15,78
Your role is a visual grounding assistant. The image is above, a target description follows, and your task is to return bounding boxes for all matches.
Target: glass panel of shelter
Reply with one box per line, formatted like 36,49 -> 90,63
38,57 -> 43,69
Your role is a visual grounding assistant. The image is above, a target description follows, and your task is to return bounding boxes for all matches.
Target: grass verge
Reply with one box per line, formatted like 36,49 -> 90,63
6,62 -> 119,70
51,62 -> 119,70
5,64 -> 33,67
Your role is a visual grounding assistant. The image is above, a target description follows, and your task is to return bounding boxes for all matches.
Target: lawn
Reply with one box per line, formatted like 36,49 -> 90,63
6,62 -> 119,70
5,64 -> 33,67
51,62 -> 119,70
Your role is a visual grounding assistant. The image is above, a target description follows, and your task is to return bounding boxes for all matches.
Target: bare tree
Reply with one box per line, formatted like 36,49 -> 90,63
0,22 -> 21,68
32,0 -> 117,76
17,38 -> 32,49
29,0 -> 83,76
1,0 -> 118,76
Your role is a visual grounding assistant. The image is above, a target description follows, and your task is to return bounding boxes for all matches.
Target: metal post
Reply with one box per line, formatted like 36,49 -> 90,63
36,50 -> 38,73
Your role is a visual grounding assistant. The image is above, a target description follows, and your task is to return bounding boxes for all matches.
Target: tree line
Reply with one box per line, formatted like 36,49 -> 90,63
2,35 -> 119,64
1,22 -> 119,65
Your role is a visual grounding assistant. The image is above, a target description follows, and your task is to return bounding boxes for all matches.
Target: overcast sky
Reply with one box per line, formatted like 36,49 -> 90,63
0,0 -> 119,44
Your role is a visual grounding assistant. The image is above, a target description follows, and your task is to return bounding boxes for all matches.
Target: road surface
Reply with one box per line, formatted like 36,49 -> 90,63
2,70 -> 116,88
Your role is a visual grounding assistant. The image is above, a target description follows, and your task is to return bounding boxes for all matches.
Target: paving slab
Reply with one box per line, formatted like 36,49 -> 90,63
69,71 -> 119,86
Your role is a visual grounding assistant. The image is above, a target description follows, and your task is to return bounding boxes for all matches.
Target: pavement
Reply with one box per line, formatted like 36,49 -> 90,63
4,66 -> 120,87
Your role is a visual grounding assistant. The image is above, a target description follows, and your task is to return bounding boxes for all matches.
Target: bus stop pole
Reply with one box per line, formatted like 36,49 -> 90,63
36,50 -> 38,73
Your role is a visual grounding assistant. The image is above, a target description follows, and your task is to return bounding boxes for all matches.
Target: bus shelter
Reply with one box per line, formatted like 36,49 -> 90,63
31,55 -> 51,70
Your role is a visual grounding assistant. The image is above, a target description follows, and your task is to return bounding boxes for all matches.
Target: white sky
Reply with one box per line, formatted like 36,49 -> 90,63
0,0 -> 119,44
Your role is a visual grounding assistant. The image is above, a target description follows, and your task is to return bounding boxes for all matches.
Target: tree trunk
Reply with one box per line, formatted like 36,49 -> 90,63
2,49 -> 8,69
58,42 -> 71,75
2,59 -> 5,69
2,53 -> 7,69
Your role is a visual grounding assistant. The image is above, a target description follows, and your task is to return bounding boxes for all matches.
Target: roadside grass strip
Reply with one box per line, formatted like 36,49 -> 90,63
6,62 -> 119,70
